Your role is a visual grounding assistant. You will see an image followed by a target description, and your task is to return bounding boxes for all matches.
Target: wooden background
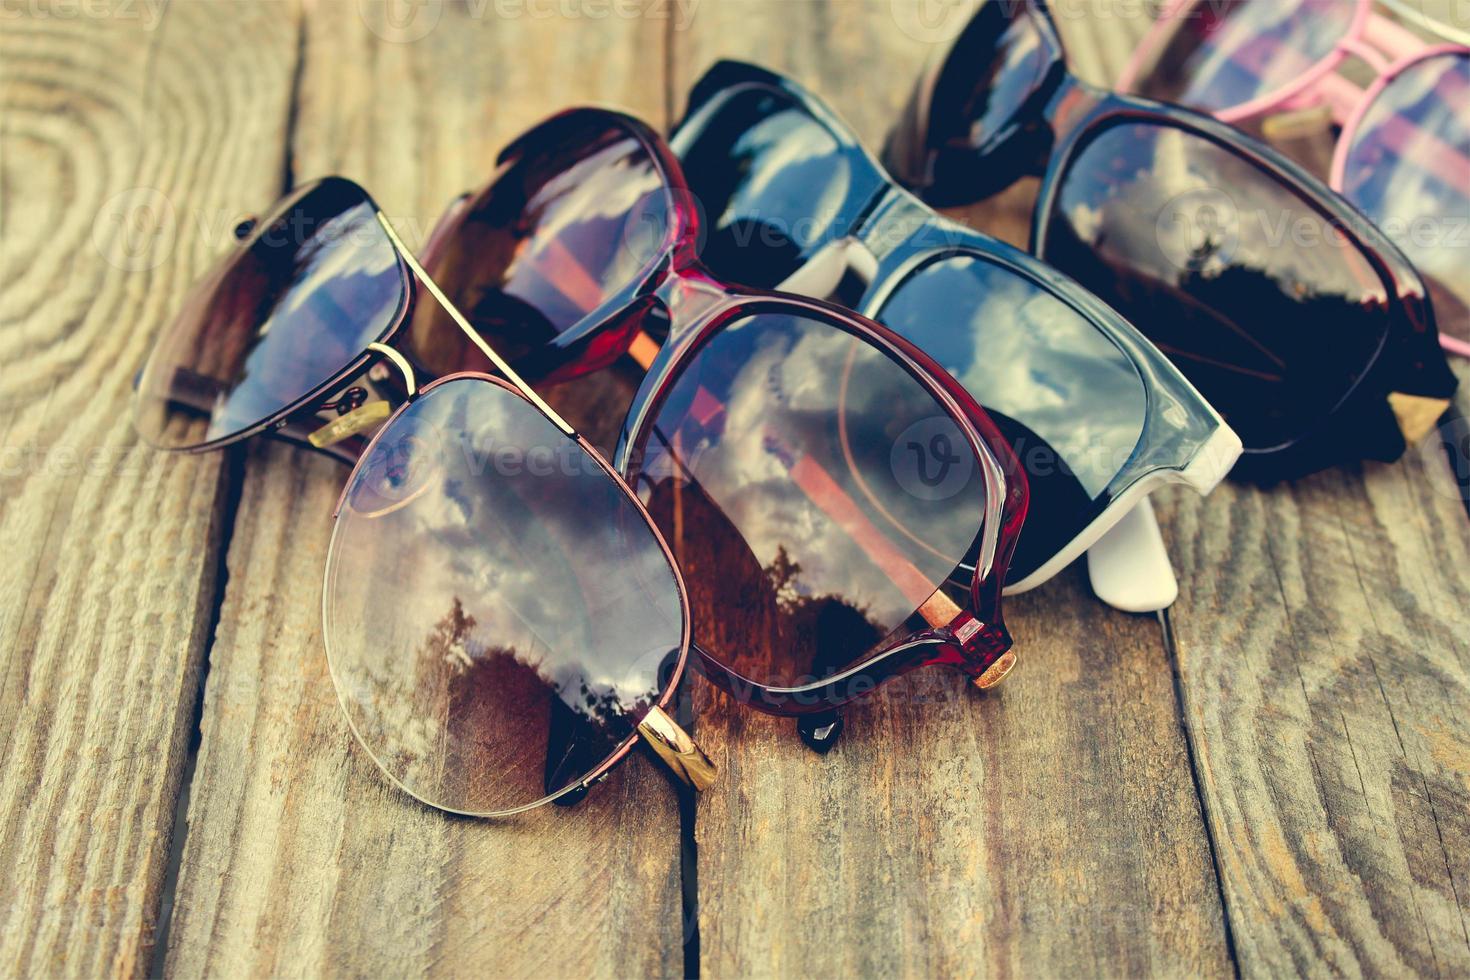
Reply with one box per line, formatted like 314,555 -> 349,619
2,0 -> 1468,976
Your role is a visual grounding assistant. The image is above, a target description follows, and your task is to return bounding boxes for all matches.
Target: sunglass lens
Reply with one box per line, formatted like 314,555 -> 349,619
324,378 -> 687,815
625,310 -> 992,690
873,254 -> 1147,583
884,1 -> 1055,199
1341,51 -> 1470,348
673,84 -> 860,288
1040,120 -> 1393,453
133,178 -> 406,449
410,113 -> 673,379
1126,0 -> 1355,115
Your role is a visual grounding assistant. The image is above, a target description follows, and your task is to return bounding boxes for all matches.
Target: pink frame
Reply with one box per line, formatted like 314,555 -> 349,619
1120,0 -> 1470,359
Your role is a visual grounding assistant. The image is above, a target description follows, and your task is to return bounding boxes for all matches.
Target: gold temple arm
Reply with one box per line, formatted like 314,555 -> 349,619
375,211 -> 576,437
637,706 -> 716,790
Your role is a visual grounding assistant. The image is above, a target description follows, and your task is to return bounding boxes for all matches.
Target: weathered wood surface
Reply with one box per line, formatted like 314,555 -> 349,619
0,3 -> 295,974
0,1 -> 1466,978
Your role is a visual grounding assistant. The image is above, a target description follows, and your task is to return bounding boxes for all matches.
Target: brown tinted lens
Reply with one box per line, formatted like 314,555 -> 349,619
324,378 -> 686,815
626,311 -> 987,690
133,178 -> 406,449
1041,121 -> 1391,451
409,114 -> 672,379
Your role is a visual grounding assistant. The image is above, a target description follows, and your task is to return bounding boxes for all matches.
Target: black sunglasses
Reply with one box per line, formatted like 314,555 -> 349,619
883,0 -> 1459,480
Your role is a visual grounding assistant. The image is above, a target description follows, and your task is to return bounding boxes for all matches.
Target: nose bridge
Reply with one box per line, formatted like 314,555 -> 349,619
655,266 -> 737,329
859,190 -> 952,265
773,235 -> 880,301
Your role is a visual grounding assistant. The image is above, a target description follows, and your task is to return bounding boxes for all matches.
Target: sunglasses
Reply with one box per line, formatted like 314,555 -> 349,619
136,110 -> 1028,763
884,0 -> 1460,481
1118,0 -> 1470,360
668,60 -> 1240,613
134,175 -> 716,815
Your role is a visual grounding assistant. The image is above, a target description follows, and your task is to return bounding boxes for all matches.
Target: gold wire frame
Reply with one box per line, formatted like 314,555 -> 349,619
372,211 -> 715,792
375,212 -> 576,437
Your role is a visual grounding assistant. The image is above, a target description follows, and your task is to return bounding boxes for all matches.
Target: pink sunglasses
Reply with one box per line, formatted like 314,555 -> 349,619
1121,0 -> 1470,359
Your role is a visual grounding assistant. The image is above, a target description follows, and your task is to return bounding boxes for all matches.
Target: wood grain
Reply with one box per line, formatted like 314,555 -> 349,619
1155,353 -> 1470,977
1057,11 -> 1470,972
0,3 -> 297,974
668,3 -> 1231,977
1158,413 -> 1470,976
1099,4 -> 1470,976
5,1 -> 1466,975
162,3 -> 690,977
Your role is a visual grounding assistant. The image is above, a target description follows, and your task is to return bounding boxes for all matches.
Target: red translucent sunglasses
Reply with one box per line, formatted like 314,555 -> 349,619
410,110 -> 1029,749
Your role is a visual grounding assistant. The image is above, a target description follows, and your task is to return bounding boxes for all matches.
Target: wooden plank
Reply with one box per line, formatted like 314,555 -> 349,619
1159,407 -> 1470,976
163,2 -> 689,976
668,3 -> 1232,976
1452,361 -> 1470,524
0,4 -> 298,975
1157,352 -> 1470,978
